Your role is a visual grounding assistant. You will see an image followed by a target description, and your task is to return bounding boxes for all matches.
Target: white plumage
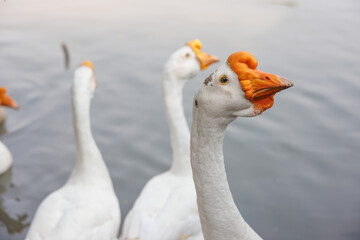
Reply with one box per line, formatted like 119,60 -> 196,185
119,39 -> 218,240
0,88 -> 18,175
0,140 -> 12,175
25,61 -> 121,240
190,51 -> 293,240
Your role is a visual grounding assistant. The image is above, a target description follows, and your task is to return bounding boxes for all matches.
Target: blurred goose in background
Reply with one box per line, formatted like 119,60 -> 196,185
0,87 -> 19,125
0,87 -> 19,175
25,61 -> 121,240
120,39 -> 218,240
190,51 -> 293,240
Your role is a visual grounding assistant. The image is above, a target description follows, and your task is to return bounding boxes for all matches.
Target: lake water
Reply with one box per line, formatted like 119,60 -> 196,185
0,0 -> 359,239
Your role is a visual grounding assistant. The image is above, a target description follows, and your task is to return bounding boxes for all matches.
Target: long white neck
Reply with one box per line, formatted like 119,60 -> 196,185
162,71 -> 191,175
190,107 -> 262,240
67,83 -> 111,185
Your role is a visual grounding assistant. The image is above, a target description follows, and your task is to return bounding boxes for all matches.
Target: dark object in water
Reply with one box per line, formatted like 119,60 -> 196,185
0,170 -> 31,235
62,43 -> 70,70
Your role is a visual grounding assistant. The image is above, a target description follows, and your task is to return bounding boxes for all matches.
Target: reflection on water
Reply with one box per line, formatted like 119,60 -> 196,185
0,170 -> 30,235
1,124 -> 30,235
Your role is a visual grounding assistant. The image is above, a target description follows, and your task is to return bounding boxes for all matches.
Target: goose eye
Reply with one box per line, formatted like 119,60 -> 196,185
219,76 -> 229,85
185,53 -> 190,58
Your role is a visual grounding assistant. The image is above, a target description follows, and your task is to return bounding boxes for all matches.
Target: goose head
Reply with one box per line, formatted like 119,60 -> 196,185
194,51 -> 293,121
163,39 -> 219,84
71,60 -> 97,99
0,87 -> 19,109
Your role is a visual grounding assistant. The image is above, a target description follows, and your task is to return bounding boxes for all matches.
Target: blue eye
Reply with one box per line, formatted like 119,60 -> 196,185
219,76 -> 228,85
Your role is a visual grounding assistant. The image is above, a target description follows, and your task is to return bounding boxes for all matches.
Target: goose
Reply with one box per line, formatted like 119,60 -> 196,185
190,51 -> 293,240
120,39 -> 218,240
25,61 -> 121,240
0,87 -> 19,125
0,87 -> 19,175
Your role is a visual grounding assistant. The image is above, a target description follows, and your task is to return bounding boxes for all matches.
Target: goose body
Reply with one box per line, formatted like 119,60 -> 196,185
0,88 -> 18,175
120,40 -> 218,240
25,61 -> 121,240
190,52 -> 293,240
0,141 -> 12,175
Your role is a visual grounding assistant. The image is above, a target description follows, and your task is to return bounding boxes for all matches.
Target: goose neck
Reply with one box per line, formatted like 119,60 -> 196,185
162,73 -> 191,175
69,87 -> 109,184
190,108 -> 262,240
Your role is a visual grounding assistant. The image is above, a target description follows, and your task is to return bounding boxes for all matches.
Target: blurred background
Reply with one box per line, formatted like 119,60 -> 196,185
0,0 -> 359,239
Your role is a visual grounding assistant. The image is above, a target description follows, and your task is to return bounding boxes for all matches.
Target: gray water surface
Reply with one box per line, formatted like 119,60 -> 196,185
0,0 -> 359,239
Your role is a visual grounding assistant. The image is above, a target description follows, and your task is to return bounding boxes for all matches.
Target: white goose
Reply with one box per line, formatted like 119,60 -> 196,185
120,39 -> 218,240
25,61 -> 121,240
190,51 -> 293,240
0,87 -> 19,175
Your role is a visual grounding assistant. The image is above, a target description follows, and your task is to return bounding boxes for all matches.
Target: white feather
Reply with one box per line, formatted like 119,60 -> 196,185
25,64 -> 121,240
119,44 -> 209,240
0,140 -> 12,175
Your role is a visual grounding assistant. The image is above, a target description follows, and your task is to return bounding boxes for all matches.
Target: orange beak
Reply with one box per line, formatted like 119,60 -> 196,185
0,88 -> 19,110
251,71 -> 294,101
80,60 -> 95,72
186,39 -> 219,70
80,60 -> 97,88
228,51 -> 293,114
